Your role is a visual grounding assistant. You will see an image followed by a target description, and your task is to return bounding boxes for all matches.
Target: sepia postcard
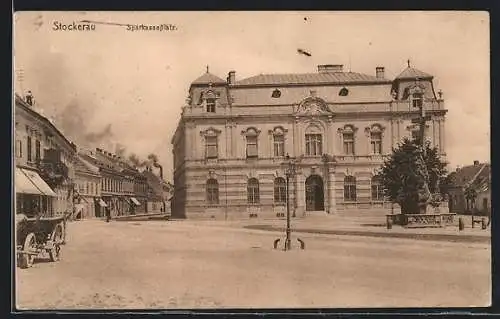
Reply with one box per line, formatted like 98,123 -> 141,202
12,11 -> 491,310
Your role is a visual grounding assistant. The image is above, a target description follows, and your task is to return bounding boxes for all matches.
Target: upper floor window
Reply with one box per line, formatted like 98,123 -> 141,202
412,93 -> 423,108
15,140 -> 22,158
305,134 -> 322,156
201,127 -> 221,159
242,127 -> 260,159
273,134 -> 285,157
339,87 -> 349,96
344,175 -> 357,201
371,176 -> 384,201
343,132 -> 355,155
274,177 -> 286,204
246,136 -> 258,158
247,178 -> 260,204
206,178 -> 219,205
27,136 -> 32,162
371,132 -> 382,154
339,125 -> 357,155
205,136 -> 218,159
35,140 -> 41,162
366,124 -> 384,155
206,98 -> 216,113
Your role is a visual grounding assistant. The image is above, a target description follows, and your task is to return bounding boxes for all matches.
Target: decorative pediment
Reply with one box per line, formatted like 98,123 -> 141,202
197,89 -> 221,105
295,96 -> 332,116
364,123 -> 386,134
200,127 -> 222,137
337,124 -> 358,135
268,126 -> 288,135
241,127 -> 261,136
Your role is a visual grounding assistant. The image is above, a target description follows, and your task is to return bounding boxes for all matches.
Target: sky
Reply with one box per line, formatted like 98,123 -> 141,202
13,11 -> 490,180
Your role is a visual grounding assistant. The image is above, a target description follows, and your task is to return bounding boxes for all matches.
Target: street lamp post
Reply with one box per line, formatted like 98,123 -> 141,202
275,153 -> 302,251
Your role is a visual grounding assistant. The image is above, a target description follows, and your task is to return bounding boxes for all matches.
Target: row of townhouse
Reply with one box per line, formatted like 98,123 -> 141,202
14,92 -> 173,220
76,148 -> 172,219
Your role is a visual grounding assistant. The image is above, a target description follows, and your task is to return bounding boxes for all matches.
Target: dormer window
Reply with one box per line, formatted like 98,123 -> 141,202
339,88 -> 349,96
206,98 -> 216,113
412,93 -> 423,108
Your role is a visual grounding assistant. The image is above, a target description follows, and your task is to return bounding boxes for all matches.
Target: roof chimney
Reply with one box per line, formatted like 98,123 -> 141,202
376,67 -> 385,79
318,64 -> 343,73
228,71 -> 236,85
474,160 -> 479,166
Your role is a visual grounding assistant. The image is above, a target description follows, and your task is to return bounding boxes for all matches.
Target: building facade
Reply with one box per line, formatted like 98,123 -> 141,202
80,148 -> 147,217
74,154 -> 102,219
15,93 -> 77,217
448,161 -> 490,216
171,63 -> 448,220
143,166 -> 172,215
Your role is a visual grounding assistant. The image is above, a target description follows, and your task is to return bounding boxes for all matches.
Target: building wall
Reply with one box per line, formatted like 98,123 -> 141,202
15,96 -> 76,217
476,190 -> 491,216
75,171 -> 101,218
172,73 -> 447,219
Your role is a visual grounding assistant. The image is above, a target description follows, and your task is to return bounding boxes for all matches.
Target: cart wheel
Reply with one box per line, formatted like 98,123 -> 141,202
49,244 -> 61,262
52,224 -> 64,245
19,233 -> 36,268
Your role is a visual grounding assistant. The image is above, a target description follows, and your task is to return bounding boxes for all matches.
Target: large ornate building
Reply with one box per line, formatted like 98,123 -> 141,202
171,62 -> 448,219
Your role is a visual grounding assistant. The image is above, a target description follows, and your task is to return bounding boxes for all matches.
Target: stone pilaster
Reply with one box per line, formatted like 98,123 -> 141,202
185,121 -> 196,160
326,116 -> 333,154
327,167 -> 336,214
439,118 -> 445,154
293,117 -> 299,156
295,172 -> 306,217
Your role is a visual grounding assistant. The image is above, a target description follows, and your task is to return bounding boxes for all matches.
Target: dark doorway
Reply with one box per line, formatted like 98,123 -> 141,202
305,175 -> 324,211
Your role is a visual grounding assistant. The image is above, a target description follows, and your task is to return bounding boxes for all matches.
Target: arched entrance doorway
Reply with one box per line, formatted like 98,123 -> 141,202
305,175 -> 324,211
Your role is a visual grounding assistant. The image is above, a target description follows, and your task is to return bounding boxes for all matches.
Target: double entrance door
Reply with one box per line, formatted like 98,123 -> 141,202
305,175 -> 324,211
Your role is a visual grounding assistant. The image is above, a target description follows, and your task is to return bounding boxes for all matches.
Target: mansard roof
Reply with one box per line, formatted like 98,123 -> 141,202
235,72 -> 389,86
395,66 -> 433,80
191,72 -> 226,85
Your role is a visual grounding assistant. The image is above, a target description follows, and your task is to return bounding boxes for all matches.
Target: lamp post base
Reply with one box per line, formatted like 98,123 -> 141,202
273,237 -> 305,251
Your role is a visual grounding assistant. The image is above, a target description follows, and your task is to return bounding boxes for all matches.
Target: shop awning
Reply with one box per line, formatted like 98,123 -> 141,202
16,168 -> 57,197
98,199 -> 108,207
130,197 -> 141,206
21,169 -> 57,197
15,168 -> 43,195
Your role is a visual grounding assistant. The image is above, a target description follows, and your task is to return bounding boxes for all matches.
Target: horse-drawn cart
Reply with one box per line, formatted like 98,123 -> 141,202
16,215 -> 66,269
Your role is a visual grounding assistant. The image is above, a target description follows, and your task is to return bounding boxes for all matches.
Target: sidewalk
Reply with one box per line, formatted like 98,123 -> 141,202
242,216 -> 490,244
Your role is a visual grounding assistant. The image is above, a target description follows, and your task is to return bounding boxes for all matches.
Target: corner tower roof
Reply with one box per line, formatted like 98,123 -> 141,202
191,66 -> 226,86
396,60 -> 433,80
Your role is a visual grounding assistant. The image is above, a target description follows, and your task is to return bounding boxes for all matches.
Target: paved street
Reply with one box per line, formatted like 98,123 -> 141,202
16,219 -> 491,309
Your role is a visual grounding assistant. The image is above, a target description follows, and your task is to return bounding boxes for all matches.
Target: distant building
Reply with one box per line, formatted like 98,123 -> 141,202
73,154 -> 103,219
143,166 -> 173,215
15,93 -> 77,217
80,148 -> 149,217
171,62 -> 448,219
448,160 -> 490,216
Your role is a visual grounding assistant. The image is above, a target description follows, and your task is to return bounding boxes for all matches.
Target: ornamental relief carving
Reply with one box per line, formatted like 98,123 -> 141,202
200,127 -> 222,137
337,124 -> 358,135
364,123 -> 386,136
295,96 -> 333,117
241,127 -> 261,136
